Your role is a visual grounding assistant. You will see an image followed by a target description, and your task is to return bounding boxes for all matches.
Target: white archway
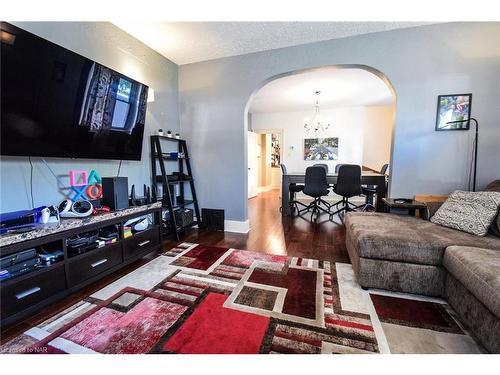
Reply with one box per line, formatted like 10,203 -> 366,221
243,64 -> 397,220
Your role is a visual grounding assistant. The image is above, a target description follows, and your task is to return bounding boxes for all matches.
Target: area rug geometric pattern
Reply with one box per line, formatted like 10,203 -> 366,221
0,243 -> 484,354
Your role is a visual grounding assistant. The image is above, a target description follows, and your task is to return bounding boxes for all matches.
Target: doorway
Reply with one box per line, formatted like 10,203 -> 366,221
245,65 -> 396,217
248,129 -> 283,199
247,131 -> 259,199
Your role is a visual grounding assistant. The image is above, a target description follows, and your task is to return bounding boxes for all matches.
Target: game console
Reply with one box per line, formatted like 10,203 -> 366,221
0,249 -> 39,280
0,209 -> 38,233
67,242 -> 98,256
0,260 -> 38,279
1,206 -> 62,233
124,217 -> 149,232
58,199 -> 93,218
0,248 -> 37,268
67,231 -> 98,246
66,231 -> 99,256
98,225 -> 119,241
38,248 -> 64,264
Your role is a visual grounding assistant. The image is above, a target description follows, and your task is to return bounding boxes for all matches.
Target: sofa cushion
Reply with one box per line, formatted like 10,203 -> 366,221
431,190 -> 500,236
345,212 -> 500,266
485,180 -> 500,238
443,246 -> 500,319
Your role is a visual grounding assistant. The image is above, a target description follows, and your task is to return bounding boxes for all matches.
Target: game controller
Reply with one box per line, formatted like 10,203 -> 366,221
38,205 -> 60,224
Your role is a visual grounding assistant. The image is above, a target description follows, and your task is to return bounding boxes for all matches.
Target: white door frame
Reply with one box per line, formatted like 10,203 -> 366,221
247,131 -> 259,199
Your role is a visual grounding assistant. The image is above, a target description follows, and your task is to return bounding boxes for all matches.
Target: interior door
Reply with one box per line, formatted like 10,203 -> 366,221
248,131 -> 259,199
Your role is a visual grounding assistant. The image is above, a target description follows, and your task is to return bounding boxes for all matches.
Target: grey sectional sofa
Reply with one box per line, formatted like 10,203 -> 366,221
345,181 -> 500,353
444,246 -> 500,353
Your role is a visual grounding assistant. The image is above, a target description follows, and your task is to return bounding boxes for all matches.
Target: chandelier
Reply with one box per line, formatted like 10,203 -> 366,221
304,91 -> 331,133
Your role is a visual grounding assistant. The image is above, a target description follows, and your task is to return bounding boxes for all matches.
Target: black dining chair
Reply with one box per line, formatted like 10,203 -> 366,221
299,166 -> 331,221
331,163 -> 347,192
362,164 -> 389,208
313,163 -> 332,208
330,164 -> 363,221
334,164 -> 347,173
280,164 -> 307,214
313,163 -> 329,173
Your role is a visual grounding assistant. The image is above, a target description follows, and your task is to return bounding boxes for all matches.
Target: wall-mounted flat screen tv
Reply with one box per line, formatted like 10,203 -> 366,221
1,22 -> 149,161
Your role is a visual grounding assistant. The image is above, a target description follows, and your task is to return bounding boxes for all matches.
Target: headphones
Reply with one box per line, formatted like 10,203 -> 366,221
58,199 -> 93,218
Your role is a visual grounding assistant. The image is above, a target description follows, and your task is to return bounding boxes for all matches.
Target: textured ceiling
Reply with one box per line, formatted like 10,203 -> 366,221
248,67 -> 394,113
112,22 -> 430,65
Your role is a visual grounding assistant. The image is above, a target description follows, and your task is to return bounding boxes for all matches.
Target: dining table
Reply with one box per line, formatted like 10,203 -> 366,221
281,171 -> 387,216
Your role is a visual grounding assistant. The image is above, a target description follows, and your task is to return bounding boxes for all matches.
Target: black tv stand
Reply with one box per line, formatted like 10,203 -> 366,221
0,203 -> 163,327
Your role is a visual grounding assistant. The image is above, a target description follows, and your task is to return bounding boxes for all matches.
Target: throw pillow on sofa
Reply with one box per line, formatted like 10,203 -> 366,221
431,190 -> 500,236
485,180 -> 500,238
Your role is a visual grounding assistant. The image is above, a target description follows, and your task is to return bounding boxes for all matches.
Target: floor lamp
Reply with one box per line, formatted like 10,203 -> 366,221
446,118 -> 479,192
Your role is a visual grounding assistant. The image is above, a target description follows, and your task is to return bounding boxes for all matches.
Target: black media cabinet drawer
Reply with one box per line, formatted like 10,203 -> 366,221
122,226 -> 159,260
1,265 -> 66,319
68,243 -> 122,287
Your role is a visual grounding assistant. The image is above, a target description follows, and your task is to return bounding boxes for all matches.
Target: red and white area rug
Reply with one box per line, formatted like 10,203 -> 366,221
1,243 -> 483,354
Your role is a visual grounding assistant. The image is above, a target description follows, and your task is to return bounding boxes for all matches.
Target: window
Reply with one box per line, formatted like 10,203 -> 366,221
116,78 -> 132,101
112,78 -> 132,129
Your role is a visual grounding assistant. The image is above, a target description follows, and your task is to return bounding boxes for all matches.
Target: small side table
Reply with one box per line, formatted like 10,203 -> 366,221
382,198 -> 428,219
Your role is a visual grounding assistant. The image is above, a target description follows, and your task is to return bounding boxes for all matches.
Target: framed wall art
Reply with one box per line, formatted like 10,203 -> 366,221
435,94 -> 472,131
304,137 -> 338,160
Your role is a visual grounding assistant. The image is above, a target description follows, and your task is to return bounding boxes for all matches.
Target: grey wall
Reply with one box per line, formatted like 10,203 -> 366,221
179,22 -> 500,221
0,22 -> 180,212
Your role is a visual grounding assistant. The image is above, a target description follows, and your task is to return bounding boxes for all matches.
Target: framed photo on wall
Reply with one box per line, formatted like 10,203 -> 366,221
304,137 -> 339,160
435,93 -> 472,131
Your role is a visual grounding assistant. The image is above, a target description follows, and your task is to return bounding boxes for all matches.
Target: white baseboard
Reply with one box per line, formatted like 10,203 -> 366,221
224,219 -> 250,234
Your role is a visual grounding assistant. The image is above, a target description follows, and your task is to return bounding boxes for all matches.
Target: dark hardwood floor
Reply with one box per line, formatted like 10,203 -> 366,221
175,189 -> 349,263
0,189 -> 348,343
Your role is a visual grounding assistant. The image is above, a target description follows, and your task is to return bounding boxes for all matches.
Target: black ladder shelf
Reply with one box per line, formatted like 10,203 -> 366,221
150,135 -> 202,241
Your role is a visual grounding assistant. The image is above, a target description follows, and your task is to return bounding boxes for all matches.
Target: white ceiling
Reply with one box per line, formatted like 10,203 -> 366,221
248,67 -> 394,113
112,22 -> 429,65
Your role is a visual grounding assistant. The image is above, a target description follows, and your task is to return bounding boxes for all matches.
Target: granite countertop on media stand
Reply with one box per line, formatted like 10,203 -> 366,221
0,202 -> 162,248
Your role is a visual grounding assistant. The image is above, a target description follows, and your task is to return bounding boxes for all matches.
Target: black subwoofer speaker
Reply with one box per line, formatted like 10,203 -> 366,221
202,208 -> 224,231
102,177 -> 129,210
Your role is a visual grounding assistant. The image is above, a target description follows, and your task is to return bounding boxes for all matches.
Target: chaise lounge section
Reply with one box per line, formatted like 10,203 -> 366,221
344,181 -> 500,352
444,246 -> 500,353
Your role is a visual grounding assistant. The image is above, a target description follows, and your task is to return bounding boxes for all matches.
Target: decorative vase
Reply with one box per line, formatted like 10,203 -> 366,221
158,129 -> 164,136
175,133 -> 180,139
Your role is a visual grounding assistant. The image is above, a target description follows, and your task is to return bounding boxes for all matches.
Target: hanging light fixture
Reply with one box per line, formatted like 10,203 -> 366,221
304,91 -> 331,133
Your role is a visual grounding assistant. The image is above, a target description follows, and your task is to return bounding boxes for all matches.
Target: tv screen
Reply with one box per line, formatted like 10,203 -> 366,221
0,22 -> 148,161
